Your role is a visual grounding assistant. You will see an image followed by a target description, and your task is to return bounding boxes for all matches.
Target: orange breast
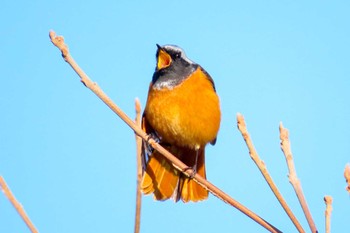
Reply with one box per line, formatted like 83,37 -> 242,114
145,67 -> 221,149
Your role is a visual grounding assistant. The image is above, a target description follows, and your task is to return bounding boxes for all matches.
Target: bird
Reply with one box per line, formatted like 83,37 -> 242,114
141,44 -> 221,202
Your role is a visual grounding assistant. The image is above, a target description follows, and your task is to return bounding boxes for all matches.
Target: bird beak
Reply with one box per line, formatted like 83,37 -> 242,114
156,44 -> 172,70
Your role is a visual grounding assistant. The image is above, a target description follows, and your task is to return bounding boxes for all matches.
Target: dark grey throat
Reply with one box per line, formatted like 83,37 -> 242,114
152,62 -> 198,90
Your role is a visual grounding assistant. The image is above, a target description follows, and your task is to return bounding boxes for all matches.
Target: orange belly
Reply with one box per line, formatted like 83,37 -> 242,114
145,67 -> 221,149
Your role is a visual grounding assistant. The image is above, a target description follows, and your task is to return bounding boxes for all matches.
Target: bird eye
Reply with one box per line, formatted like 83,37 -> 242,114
174,52 -> 181,58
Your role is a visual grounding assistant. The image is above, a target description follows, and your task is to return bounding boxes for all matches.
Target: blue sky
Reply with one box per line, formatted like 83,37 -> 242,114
1,1 -> 349,232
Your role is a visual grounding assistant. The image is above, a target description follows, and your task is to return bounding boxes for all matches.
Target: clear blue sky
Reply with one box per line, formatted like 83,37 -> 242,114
1,1 -> 349,232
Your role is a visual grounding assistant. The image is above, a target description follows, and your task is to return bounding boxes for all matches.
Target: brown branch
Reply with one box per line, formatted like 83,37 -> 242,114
134,98 -> 142,233
237,114 -> 305,233
49,30 -> 282,233
279,122 -> 318,233
344,164 -> 350,194
0,176 -> 39,233
324,195 -> 333,233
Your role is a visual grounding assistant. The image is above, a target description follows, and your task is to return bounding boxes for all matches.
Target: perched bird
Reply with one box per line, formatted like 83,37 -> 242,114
141,44 -> 221,202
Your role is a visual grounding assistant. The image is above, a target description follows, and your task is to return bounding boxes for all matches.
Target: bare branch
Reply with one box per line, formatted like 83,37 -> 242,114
50,30 -> 282,233
324,195 -> 333,233
344,164 -> 350,194
237,113 -> 305,233
279,122 -> 318,233
0,176 -> 39,233
134,98 -> 142,233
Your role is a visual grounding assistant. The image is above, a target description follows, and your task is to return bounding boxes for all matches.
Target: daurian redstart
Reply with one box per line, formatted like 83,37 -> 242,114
141,44 -> 221,202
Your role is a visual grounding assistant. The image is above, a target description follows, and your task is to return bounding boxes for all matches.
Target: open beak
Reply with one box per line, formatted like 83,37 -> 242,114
156,44 -> 172,70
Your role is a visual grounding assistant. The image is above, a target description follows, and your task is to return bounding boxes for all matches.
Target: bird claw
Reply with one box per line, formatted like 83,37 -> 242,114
145,133 -> 161,154
146,132 -> 161,144
183,166 -> 197,179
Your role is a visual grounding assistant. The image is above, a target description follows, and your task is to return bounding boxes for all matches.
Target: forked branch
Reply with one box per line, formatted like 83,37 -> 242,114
237,114 -> 305,233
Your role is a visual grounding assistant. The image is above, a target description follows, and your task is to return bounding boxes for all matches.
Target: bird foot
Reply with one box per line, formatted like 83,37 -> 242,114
146,132 -> 161,144
145,133 -> 161,152
183,165 -> 197,179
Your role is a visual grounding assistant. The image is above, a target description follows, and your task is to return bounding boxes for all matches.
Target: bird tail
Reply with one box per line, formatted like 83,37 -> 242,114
141,146 -> 208,202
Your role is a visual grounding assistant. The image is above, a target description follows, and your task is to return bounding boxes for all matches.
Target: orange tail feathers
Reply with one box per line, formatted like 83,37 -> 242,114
141,147 -> 208,202
178,148 -> 208,202
141,150 -> 180,200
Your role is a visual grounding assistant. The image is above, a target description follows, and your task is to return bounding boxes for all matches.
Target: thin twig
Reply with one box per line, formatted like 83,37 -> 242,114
324,195 -> 333,233
0,176 -> 39,233
49,30 -> 282,233
134,98 -> 142,233
344,164 -> 350,194
237,114 -> 305,233
279,122 -> 318,233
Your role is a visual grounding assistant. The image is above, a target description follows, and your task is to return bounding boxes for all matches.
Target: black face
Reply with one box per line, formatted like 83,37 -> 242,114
152,45 -> 198,90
